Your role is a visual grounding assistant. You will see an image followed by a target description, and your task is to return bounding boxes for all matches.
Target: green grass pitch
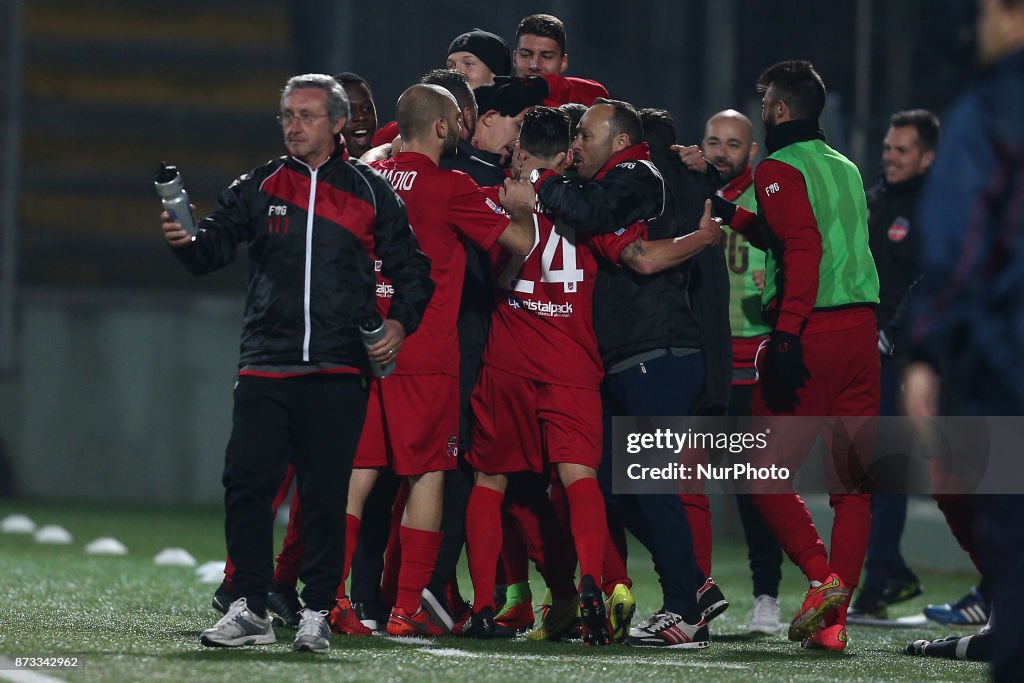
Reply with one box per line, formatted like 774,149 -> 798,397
0,499 -> 989,682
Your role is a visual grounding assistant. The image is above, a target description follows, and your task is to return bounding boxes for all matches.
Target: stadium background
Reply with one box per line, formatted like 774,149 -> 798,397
0,0 -> 978,537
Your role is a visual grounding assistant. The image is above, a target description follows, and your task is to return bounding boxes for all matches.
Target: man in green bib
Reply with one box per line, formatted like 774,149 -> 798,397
721,60 -> 880,653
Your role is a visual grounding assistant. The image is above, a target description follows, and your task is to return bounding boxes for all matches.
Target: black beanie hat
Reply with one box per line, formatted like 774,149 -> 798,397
473,76 -> 550,117
447,29 -> 512,78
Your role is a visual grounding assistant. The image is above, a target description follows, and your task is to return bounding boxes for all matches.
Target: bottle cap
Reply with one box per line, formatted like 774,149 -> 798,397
154,161 -> 179,184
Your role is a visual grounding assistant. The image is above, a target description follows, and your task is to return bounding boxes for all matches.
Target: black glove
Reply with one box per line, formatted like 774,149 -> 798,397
710,194 -> 737,225
767,331 -> 810,394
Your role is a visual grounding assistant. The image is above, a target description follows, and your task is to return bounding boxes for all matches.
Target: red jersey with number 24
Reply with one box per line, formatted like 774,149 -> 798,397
484,204 -> 644,389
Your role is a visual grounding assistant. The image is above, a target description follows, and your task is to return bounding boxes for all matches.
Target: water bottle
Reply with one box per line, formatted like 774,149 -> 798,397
360,314 -> 395,378
154,161 -> 198,236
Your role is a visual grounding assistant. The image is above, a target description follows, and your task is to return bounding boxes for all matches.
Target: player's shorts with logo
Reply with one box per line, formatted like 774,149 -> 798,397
354,373 -> 460,476
468,364 -> 602,474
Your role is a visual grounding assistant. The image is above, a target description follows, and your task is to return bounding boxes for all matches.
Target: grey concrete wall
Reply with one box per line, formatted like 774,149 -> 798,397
1,287 -> 242,503
0,289 -> 976,573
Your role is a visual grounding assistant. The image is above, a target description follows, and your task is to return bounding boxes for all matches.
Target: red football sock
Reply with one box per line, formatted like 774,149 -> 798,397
445,576 -> 466,613
501,500 -> 532,586
379,482 -> 409,610
564,478 -> 607,586
223,556 -> 236,586
505,478 -> 577,602
335,513 -> 362,599
750,492 -> 831,583
549,479 -> 578,571
828,493 -> 871,589
466,485 -> 505,612
274,490 -> 303,587
395,526 -> 442,614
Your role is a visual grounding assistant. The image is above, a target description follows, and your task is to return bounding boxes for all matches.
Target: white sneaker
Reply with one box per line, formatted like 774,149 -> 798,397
629,611 -> 665,639
748,594 -> 781,635
200,597 -> 276,647
626,610 -> 710,649
293,608 -> 331,653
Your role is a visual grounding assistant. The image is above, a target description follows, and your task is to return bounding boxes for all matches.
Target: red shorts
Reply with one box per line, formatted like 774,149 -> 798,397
468,364 -> 602,475
354,373 -> 460,476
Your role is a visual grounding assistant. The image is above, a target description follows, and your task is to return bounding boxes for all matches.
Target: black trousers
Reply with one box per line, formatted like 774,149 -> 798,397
350,470 -> 400,605
224,374 -> 368,612
599,353 -> 705,618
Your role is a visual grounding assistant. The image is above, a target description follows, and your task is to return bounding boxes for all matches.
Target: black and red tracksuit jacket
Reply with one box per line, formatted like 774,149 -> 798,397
172,146 -> 434,372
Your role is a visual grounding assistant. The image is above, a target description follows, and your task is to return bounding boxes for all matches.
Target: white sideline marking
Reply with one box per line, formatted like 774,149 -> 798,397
418,648 -> 748,669
373,634 -> 434,646
0,657 -> 65,683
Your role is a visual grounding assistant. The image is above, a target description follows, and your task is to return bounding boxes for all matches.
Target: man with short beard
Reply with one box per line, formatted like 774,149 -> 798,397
702,109 -> 786,636
339,84 -> 537,637
721,60 -> 880,653
465,105 -> 723,647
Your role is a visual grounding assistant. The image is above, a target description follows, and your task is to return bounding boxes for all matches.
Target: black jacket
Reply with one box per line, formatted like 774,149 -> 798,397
535,143 -> 665,235
592,146 -> 732,414
173,148 -> 433,370
440,139 -> 503,373
867,172 -> 926,336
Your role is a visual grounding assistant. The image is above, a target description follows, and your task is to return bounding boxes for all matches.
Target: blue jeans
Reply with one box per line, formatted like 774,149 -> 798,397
598,352 -> 705,617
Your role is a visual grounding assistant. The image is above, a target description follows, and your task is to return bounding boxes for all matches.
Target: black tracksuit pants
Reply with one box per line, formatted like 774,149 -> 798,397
224,374 -> 368,612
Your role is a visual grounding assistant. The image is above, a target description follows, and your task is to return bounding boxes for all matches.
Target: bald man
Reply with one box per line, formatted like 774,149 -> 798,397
701,110 -> 786,636
702,111 -> 766,418
333,84 -> 537,638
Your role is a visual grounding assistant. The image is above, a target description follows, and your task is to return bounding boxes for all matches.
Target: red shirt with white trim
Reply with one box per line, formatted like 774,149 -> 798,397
483,203 -> 644,389
371,151 -> 509,375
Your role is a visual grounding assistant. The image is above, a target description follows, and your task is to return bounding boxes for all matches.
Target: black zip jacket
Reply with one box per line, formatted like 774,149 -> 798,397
867,172 -> 925,337
593,145 -> 732,413
534,143 -> 665,235
172,148 -> 434,370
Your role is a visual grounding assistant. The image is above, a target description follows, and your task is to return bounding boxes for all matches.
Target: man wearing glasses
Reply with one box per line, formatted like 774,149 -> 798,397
161,74 -> 433,654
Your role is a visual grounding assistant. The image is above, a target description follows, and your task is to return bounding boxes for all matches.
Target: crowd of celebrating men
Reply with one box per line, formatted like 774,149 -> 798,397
160,5 -> 1024,680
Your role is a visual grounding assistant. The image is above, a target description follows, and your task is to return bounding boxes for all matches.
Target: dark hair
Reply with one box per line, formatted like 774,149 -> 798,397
593,97 -> 643,146
421,68 -> 476,115
334,71 -> 373,99
639,108 -> 677,150
558,102 -> 587,139
756,60 -> 826,121
516,13 -> 566,53
520,106 -> 571,159
889,109 -> 941,152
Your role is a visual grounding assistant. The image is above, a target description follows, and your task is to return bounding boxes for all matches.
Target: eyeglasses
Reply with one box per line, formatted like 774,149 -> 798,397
277,112 -> 329,126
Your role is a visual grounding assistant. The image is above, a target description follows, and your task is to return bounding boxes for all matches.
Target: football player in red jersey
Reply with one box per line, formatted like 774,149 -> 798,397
464,106 -> 723,646
331,84 -> 536,638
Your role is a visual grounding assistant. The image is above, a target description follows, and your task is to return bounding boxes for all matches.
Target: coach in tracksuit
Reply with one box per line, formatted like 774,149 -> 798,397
163,74 -> 433,653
